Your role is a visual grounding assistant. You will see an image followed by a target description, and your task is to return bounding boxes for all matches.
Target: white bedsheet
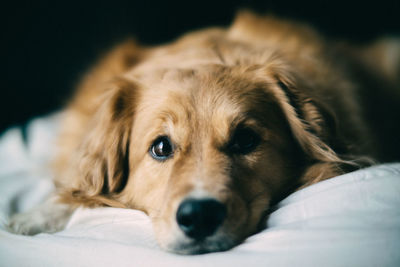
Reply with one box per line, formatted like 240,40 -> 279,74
0,115 -> 399,267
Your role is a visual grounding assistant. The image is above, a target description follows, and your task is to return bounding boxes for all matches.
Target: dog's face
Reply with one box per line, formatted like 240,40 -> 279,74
108,64 -> 308,254
69,47 -> 343,254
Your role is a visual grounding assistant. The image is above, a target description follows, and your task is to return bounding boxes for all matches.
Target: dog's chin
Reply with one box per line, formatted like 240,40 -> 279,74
164,234 -> 239,255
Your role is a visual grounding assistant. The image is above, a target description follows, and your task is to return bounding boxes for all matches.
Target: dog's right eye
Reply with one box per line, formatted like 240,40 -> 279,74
150,136 -> 174,161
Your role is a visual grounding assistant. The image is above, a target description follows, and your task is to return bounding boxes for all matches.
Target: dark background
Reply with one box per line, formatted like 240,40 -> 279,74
1,0 -> 399,133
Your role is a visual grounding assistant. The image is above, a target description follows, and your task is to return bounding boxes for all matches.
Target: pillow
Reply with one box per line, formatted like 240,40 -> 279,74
1,115 -> 399,266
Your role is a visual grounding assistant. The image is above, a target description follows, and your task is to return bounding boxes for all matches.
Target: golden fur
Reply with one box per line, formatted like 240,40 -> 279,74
20,11 -> 400,254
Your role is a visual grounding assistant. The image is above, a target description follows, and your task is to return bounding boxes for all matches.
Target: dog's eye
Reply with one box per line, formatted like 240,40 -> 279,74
228,128 -> 260,155
150,136 -> 174,161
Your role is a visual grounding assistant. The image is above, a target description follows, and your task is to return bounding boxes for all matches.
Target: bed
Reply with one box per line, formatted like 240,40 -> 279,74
1,114 -> 399,267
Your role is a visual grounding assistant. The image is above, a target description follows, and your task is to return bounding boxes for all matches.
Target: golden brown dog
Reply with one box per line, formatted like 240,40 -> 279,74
9,11 -> 400,254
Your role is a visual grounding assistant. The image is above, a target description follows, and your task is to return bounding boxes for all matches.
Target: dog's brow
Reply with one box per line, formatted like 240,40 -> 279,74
230,114 -> 260,131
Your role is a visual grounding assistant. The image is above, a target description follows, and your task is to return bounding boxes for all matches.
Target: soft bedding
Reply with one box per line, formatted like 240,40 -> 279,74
0,114 -> 399,267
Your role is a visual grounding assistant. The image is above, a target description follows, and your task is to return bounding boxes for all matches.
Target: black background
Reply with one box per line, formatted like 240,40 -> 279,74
1,0 -> 399,132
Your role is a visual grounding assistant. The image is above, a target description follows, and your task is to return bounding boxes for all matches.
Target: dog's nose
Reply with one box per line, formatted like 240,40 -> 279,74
176,198 -> 227,240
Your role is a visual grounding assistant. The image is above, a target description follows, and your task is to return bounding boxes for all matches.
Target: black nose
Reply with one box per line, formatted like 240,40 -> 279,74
176,198 -> 227,240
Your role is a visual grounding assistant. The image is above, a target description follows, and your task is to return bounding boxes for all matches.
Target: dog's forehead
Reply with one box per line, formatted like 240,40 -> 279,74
136,65 -> 274,121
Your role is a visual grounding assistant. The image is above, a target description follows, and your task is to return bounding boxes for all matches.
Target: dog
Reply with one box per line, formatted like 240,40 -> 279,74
9,11 -> 400,254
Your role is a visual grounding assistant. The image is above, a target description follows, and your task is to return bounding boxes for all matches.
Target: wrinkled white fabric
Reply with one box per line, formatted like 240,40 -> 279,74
0,115 -> 399,267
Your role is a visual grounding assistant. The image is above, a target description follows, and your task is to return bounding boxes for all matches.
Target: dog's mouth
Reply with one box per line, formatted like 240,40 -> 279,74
168,234 -> 238,255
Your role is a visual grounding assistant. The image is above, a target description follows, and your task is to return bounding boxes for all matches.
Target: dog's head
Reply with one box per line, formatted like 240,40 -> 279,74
65,39 -> 349,254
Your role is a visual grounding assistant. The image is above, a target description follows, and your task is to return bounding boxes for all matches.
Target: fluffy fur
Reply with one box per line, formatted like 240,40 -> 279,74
9,11 -> 400,254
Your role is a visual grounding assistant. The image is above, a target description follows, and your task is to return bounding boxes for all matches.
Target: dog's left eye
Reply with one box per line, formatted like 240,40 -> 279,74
228,128 -> 260,155
150,136 -> 174,161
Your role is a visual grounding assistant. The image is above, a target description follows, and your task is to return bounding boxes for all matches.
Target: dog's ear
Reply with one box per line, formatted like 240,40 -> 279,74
277,76 -> 340,159
67,78 -> 137,206
56,40 -> 144,207
271,73 -> 340,163
265,69 -> 357,185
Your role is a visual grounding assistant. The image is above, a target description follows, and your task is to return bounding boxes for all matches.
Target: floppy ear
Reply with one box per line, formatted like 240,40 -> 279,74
64,78 -> 137,207
264,68 -> 358,186
271,73 -> 341,163
55,39 -> 144,207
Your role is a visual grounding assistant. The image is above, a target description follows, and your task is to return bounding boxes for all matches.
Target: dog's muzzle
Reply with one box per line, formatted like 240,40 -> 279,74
176,198 -> 227,240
